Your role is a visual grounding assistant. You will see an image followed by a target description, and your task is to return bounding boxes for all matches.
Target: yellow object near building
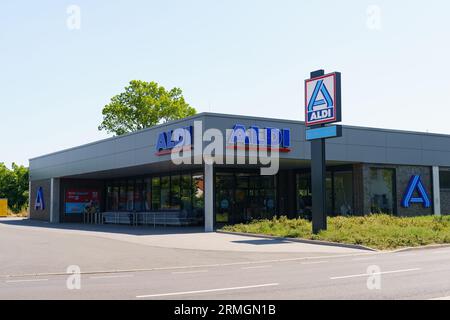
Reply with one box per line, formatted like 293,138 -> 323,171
0,199 -> 7,217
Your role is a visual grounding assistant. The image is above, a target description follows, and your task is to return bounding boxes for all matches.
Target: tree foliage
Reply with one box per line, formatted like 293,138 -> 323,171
98,80 -> 197,136
0,163 -> 29,213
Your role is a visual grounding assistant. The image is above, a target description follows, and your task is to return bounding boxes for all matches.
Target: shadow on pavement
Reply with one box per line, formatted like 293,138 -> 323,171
0,218 -> 204,236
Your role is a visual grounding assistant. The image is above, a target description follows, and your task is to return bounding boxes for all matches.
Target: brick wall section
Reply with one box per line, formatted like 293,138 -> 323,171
29,179 -> 51,221
440,190 -> 450,215
361,164 -> 433,217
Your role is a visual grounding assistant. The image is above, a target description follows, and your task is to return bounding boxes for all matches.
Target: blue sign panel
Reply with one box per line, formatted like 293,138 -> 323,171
401,175 -> 431,208
35,187 -> 45,210
306,125 -> 342,141
305,72 -> 341,126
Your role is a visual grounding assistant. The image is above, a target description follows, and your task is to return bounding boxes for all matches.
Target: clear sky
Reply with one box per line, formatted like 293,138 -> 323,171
1,0 -> 449,167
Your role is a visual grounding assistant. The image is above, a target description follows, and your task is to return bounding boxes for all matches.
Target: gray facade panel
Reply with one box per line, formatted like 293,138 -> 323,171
29,113 -> 450,181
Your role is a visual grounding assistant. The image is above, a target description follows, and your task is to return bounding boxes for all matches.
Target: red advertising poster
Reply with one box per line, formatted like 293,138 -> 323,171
65,189 -> 100,215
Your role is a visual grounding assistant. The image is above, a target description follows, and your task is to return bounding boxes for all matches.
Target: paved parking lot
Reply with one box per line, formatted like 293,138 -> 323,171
2,218 -> 449,300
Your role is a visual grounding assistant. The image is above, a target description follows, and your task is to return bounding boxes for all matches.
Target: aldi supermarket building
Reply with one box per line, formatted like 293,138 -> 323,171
29,113 -> 450,231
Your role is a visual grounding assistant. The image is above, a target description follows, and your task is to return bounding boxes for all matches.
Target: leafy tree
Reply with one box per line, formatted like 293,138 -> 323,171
0,163 -> 29,213
98,80 -> 197,136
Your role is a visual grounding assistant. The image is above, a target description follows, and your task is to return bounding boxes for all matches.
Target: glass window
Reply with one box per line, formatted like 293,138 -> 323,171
144,178 -> 152,211
192,173 -> 204,223
181,174 -> 192,213
440,170 -> 450,190
152,177 -> 161,210
334,171 -> 353,216
106,184 -> 114,211
118,181 -> 127,211
135,180 -> 143,211
161,176 -> 170,210
170,175 -> 181,210
126,180 -> 134,211
369,168 -> 396,215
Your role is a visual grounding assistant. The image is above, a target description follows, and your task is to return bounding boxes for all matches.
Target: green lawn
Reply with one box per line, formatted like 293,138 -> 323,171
220,215 -> 450,250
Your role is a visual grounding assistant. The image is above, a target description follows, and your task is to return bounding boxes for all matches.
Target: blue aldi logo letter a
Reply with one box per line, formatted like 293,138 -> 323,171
35,187 -> 45,211
305,72 -> 341,126
402,175 -> 431,208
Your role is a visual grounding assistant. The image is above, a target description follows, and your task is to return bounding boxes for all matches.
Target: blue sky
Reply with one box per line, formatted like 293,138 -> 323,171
1,0 -> 449,167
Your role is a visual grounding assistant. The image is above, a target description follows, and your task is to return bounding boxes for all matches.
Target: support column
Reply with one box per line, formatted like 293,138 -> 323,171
311,138 -> 327,233
50,178 -> 60,223
432,166 -> 441,216
204,163 -> 214,232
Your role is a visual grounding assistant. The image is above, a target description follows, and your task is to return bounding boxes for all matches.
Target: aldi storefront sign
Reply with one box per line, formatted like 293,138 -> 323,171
156,126 -> 193,156
305,72 -> 341,126
227,124 -> 291,152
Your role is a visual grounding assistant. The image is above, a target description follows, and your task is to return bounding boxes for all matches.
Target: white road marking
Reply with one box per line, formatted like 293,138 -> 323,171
302,261 -> 328,265
430,296 -> 450,300
396,253 -> 417,257
136,283 -> 279,298
241,265 -> 272,270
330,268 -> 421,280
172,270 -> 209,275
5,279 -> 49,283
432,251 -> 450,254
90,274 -> 134,280
352,257 -> 377,261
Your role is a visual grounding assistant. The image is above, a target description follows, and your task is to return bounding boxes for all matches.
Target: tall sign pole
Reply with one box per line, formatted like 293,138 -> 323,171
305,70 -> 342,234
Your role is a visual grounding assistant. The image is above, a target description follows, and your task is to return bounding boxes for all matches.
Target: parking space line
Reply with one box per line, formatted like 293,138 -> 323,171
5,279 -> 49,284
136,283 -> 279,298
330,268 -> 421,280
241,265 -> 272,270
302,261 -> 329,265
172,270 -> 209,275
90,274 -> 134,280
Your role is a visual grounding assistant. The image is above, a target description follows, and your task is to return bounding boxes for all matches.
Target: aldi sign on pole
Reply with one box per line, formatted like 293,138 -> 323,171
305,70 -> 342,234
305,72 -> 341,126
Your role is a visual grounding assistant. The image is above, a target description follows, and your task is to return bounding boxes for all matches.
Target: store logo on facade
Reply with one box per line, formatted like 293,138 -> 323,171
305,72 -> 341,126
227,124 -> 291,153
35,187 -> 45,210
155,126 -> 193,156
401,175 -> 431,208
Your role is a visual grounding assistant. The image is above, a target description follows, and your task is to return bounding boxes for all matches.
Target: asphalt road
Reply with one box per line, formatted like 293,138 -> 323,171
1,219 -> 450,300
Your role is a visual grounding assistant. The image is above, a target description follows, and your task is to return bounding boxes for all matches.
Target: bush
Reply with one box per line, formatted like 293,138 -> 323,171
221,214 -> 450,250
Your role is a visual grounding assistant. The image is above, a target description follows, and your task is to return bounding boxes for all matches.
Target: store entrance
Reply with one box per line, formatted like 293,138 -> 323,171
215,172 -> 277,226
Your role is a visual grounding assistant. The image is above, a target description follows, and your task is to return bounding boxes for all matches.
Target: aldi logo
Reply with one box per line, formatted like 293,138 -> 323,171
305,72 -> 341,126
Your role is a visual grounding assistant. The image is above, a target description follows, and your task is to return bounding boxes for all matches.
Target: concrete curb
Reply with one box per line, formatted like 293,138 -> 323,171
389,243 -> 450,253
216,230 -> 378,252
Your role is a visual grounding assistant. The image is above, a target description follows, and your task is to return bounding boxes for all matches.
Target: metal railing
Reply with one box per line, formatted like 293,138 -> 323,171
83,211 -> 197,227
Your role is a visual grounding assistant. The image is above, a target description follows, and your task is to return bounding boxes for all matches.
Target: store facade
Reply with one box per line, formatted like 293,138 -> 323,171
29,113 -> 450,231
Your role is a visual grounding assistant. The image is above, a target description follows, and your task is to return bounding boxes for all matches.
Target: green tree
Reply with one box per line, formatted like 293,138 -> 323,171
0,163 -> 29,213
98,80 -> 197,136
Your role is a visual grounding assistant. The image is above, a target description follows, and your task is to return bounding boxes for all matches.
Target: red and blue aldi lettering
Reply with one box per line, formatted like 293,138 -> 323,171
156,126 -> 193,154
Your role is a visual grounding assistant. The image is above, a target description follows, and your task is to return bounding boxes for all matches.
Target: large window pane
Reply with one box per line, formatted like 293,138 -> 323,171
126,180 -> 134,211
152,177 -> 161,210
144,178 -> 152,211
161,176 -> 170,210
135,180 -> 143,211
334,171 -> 353,215
181,174 -> 192,213
170,175 -> 181,210
369,168 -> 396,215
118,181 -> 127,211
192,173 -> 204,223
